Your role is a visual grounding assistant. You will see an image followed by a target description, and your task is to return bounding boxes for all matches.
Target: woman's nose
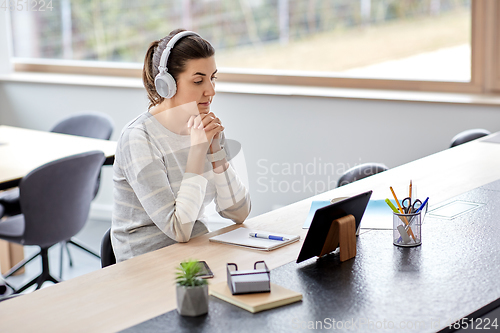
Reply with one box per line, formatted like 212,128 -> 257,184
205,81 -> 216,96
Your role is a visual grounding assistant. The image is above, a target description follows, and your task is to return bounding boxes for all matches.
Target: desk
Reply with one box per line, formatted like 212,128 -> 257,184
0,125 -> 117,273
0,136 -> 500,332
125,184 -> 500,332
0,125 -> 117,190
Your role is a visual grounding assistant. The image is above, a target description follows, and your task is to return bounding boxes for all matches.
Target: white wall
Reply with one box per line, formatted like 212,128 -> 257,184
1,80 -> 499,219
0,11 -> 12,74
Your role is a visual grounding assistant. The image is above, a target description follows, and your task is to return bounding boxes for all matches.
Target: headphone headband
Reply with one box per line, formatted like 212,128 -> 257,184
158,31 -> 200,74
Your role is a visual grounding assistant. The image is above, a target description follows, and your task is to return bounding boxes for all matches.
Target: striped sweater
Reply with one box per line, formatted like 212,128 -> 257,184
111,111 -> 251,262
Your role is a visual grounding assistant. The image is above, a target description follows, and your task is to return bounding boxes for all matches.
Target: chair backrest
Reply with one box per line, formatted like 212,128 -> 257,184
450,128 -> 491,148
337,163 -> 388,187
19,151 -> 105,248
51,112 -> 114,198
51,112 -> 114,140
101,228 -> 116,268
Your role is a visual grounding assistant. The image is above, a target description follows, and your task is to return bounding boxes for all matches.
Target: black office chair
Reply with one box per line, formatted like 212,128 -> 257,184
53,113 -> 114,276
100,228 -> 116,268
0,188 -> 21,216
0,294 -> 20,302
0,280 -> 7,295
337,163 -> 389,187
51,112 -> 114,198
0,151 -> 105,293
0,279 -> 16,301
450,129 -> 490,148
51,112 -> 114,141
0,112 -> 114,278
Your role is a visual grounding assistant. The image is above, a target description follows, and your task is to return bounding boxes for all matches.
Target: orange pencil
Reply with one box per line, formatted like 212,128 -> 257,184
409,180 -> 412,200
389,186 -> 404,213
390,186 -> 417,241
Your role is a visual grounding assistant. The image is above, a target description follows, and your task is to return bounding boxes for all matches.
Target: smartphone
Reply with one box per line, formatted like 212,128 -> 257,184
196,260 -> 214,279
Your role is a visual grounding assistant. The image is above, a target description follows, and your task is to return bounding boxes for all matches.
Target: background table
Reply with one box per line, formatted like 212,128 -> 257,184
0,125 -> 117,273
0,135 -> 499,332
0,125 -> 116,190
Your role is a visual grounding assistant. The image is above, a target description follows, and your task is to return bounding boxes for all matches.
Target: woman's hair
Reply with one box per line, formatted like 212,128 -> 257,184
142,29 -> 215,109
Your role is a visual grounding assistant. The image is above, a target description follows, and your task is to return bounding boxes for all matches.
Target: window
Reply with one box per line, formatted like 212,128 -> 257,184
7,0 -> 500,94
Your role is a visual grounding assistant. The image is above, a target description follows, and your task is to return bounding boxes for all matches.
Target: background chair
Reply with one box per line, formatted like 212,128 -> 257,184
0,278 -> 16,301
450,128 -> 490,148
337,163 -> 389,187
52,112 -> 114,276
0,294 -> 20,302
0,151 -> 105,293
51,112 -> 114,141
0,112 -> 114,278
100,228 -> 116,268
0,281 -> 7,295
50,112 -> 114,198
0,188 -> 21,216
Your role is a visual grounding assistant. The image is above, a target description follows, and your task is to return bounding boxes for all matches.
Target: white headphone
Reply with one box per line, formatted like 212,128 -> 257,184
154,31 -> 201,99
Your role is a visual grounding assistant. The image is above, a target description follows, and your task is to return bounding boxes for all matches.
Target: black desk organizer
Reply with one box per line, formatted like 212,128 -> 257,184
122,180 -> 500,333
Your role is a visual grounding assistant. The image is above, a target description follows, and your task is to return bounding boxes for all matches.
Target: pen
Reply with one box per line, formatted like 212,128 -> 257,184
390,186 -> 417,241
387,197 -> 412,243
416,197 -> 429,213
385,198 -> 399,214
249,233 -> 289,241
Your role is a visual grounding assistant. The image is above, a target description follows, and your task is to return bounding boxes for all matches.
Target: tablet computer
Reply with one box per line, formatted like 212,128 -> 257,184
296,190 -> 372,263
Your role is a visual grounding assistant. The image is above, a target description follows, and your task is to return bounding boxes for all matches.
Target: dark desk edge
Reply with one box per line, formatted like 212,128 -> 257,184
438,298 -> 500,332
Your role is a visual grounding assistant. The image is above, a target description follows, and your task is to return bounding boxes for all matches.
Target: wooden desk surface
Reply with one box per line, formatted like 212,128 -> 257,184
1,138 -> 500,333
0,125 -> 117,189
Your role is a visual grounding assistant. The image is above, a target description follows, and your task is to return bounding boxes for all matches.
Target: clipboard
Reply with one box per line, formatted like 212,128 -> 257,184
209,228 -> 300,251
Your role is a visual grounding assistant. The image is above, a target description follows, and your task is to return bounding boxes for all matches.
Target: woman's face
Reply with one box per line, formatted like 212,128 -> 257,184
171,56 -> 217,115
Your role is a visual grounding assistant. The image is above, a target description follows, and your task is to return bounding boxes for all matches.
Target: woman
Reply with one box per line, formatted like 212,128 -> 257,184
111,29 -> 251,262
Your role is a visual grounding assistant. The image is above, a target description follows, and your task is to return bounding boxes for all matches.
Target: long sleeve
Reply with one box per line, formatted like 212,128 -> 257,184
213,164 -> 251,223
117,126 -> 207,242
112,111 -> 251,262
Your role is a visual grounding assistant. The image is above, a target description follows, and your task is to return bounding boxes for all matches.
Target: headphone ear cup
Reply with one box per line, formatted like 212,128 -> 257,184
155,72 -> 177,99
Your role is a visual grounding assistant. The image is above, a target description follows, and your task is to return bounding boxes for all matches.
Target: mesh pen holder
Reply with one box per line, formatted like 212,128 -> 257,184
393,211 -> 421,247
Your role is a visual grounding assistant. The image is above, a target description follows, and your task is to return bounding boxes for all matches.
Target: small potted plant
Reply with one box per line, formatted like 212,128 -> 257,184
175,259 -> 209,316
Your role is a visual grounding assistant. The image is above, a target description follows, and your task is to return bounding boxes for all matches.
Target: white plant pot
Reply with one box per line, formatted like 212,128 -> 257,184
176,284 -> 209,317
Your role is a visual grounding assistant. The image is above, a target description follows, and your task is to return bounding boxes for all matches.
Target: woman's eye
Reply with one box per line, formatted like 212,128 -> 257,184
211,76 -> 218,81
194,80 -> 202,84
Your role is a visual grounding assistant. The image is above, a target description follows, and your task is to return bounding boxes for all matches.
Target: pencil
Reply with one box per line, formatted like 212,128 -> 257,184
390,186 -> 417,241
409,180 -> 412,199
389,186 -> 404,213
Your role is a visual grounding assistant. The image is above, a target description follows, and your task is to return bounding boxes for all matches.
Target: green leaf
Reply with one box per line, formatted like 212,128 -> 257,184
175,259 -> 208,287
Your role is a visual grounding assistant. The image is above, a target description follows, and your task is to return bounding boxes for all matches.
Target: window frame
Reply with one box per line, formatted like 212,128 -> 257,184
10,0 -> 500,95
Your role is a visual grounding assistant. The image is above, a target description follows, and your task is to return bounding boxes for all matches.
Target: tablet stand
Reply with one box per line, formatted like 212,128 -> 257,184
319,214 -> 356,262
